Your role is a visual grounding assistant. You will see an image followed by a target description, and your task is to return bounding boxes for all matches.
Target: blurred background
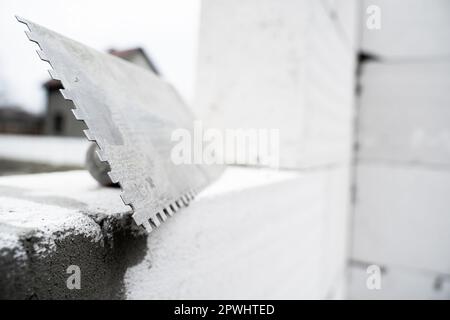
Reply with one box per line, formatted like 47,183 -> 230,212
0,0 -> 200,175
0,0 -> 449,299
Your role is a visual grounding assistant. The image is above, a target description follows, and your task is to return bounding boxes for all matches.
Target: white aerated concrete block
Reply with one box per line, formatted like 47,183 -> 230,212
352,164 -> 450,275
124,166 -> 351,299
195,0 -> 357,169
0,166 -> 350,299
358,62 -> 450,166
361,0 -> 450,58
319,166 -> 352,297
353,0 -> 450,300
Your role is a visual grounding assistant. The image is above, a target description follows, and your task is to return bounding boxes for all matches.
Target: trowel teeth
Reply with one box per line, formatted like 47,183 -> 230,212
169,203 -> 178,213
95,149 -> 107,162
156,212 -> 167,222
48,69 -> 61,81
141,220 -> 153,233
83,129 -> 95,141
36,49 -> 49,62
15,15 -> 26,24
107,171 -> 119,184
163,207 -> 173,217
71,109 -> 85,120
24,30 -> 39,43
120,193 -> 131,205
149,215 -> 161,228
60,89 -> 72,100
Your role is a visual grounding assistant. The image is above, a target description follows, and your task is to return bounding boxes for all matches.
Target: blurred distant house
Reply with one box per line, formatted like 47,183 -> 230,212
43,47 -> 159,137
0,106 -> 43,134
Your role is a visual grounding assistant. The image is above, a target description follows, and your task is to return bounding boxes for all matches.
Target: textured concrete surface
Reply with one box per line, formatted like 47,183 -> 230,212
351,61 -> 450,299
0,166 -> 350,299
357,62 -> 450,167
351,3 -> 450,298
124,166 -> 351,299
361,0 -> 450,58
0,170 -> 146,299
352,164 -> 450,274
186,0 -> 355,299
195,0 -> 357,169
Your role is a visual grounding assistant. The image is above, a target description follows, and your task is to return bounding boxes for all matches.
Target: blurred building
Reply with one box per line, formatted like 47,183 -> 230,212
0,106 -> 43,134
43,47 -> 159,137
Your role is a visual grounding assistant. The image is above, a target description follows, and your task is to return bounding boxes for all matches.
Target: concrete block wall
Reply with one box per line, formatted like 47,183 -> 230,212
195,0 -> 358,168
349,0 -> 450,299
357,62 -> 450,166
195,0 -> 358,298
0,168 -> 348,299
125,167 -> 351,299
360,0 -> 450,58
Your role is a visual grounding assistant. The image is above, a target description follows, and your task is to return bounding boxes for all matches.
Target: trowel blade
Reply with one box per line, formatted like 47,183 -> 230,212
17,16 -> 223,232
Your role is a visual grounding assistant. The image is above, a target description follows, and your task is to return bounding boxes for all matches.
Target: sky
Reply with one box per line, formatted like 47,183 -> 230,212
0,0 -> 201,114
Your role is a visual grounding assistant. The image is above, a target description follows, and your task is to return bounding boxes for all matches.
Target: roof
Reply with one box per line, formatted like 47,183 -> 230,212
107,47 -> 160,75
43,47 -> 160,91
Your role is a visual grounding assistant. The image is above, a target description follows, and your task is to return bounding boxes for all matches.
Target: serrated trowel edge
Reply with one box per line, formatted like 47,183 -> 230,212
16,16 -> 217,233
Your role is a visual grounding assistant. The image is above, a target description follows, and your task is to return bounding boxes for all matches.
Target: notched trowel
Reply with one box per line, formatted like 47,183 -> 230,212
16,16 -> 223,233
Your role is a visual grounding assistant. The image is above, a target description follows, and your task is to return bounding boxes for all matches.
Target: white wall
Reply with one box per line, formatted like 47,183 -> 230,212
125,167 -> 350,299
195,0 -> 358,169
350,0 -> 450,299
193,0 -> 358,298
360,0 -> 450,58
